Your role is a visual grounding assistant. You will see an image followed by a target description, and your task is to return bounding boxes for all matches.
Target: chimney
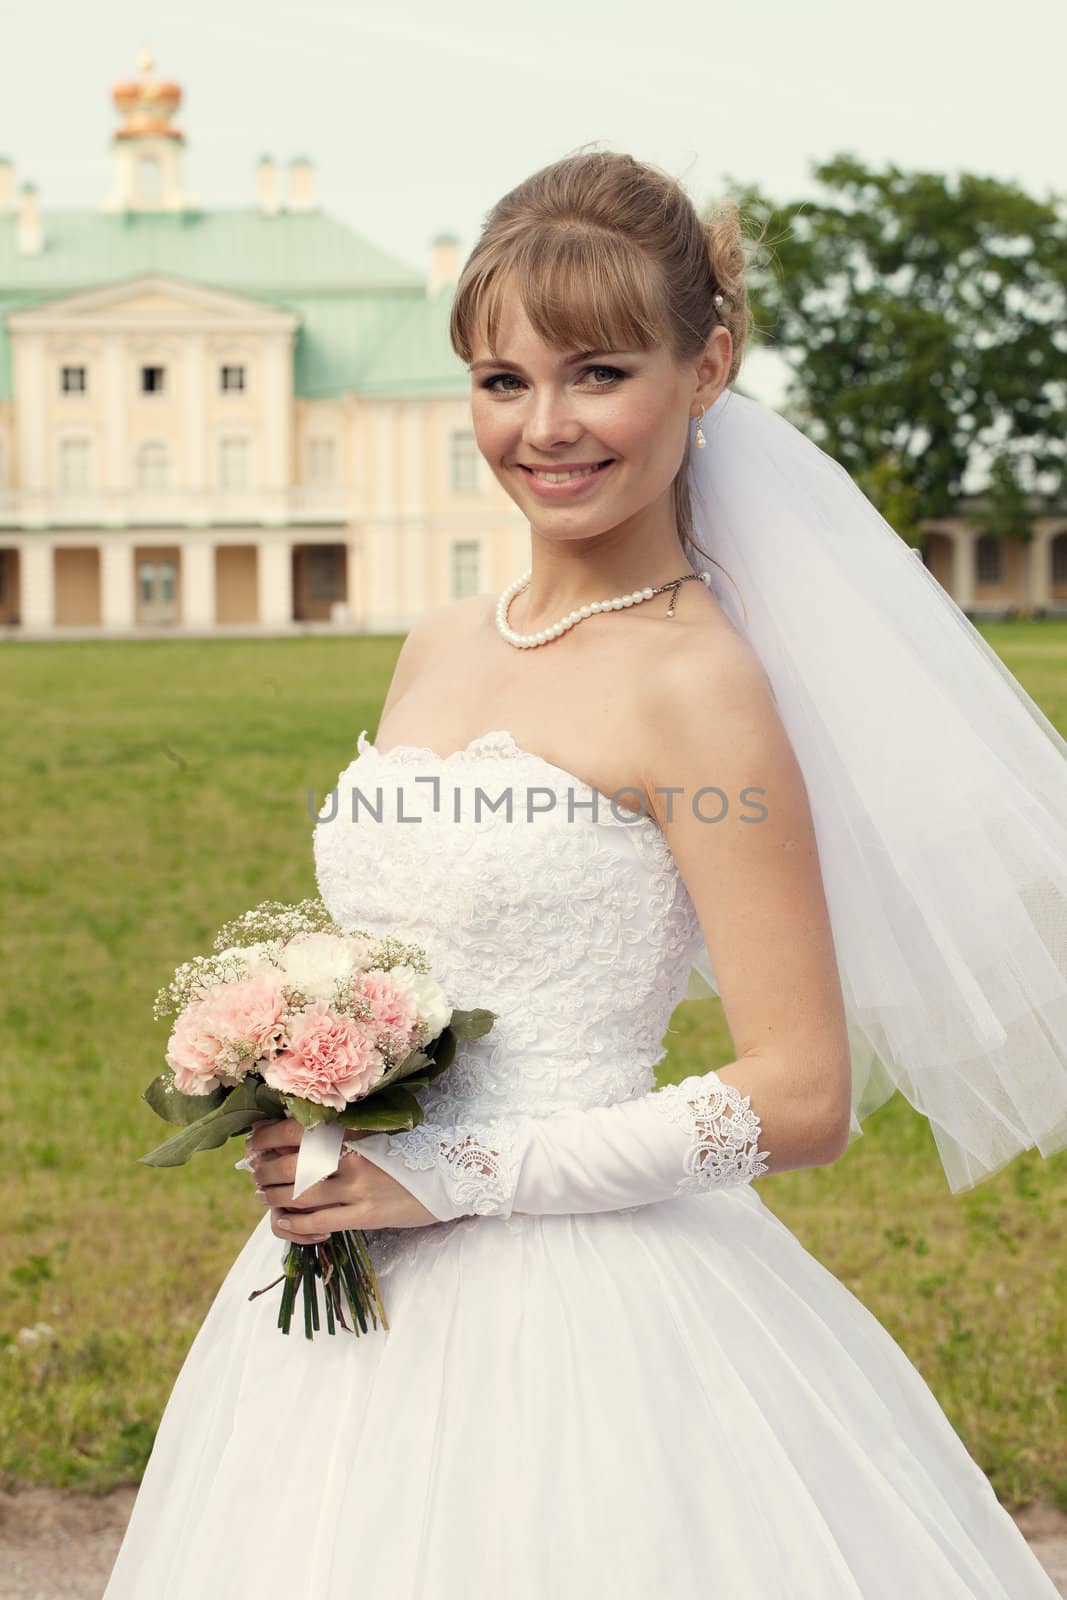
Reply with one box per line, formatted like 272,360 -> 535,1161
0,158 -> 15,213
428,232 -> 460,296
256,155 -> 278,215
16,183 -> 42,256
286,157 -> 316,213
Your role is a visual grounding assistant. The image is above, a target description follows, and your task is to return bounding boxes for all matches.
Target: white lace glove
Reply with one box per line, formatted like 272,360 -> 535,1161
351,1073 -> 770,1222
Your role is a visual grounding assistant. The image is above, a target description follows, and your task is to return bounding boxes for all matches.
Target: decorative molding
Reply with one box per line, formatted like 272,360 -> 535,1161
7,273 -> 300,335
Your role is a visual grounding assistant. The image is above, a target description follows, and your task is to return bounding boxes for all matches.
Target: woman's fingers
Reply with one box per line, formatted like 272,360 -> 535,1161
247,1117 -> 304,1156
258,1172 -> 345,1210
270,1210 -> 331,1245
251,1150 -> 298,1188
254,1148 -> 366,1209
273,1204 -> 355,1239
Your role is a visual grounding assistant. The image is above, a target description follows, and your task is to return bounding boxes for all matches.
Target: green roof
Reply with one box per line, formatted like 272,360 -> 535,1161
357,292 -> 469,397
0,207 -> 471,401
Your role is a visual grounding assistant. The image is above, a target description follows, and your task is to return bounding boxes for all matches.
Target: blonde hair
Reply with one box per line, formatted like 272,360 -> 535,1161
449,148 -> 763,566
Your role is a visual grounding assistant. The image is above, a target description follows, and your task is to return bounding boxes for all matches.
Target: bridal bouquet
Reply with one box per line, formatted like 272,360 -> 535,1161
139,897 -> 494,1339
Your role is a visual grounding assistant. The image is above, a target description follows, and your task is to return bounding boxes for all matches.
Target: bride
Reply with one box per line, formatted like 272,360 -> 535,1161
105,151 -> 1067,1597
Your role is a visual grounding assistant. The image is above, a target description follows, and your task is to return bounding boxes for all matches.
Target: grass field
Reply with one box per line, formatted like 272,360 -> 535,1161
2,622 -> 1065,1507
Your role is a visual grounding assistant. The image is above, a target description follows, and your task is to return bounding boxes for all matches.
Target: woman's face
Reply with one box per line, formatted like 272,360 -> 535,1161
468,296 -> 729,542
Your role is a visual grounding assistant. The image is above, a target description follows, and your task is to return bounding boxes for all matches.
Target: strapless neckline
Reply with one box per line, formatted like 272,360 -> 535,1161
356,727 -> 666,838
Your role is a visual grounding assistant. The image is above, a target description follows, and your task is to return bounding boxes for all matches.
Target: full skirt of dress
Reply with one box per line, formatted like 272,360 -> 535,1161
104,1183 -> 1059,1599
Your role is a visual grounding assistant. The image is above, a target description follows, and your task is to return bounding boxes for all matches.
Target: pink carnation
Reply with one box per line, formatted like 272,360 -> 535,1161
262,1003 -> 383,1111
166,974 -> 289,1095
356,971 -> 419,1047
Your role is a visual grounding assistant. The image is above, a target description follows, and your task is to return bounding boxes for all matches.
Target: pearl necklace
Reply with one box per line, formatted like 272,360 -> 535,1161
496,568 -> 712,649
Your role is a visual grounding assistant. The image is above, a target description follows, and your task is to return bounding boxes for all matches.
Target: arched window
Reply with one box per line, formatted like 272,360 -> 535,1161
450,540 -> 481,599
218,436 -> 250,491
306,436 -> 336,486
450,429 -> 479,493
135,442 -> 169,492
58,438 -> 92,494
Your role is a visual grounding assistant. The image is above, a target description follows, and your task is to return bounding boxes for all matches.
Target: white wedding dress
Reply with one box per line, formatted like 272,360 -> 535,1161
105,729 -> 1059,1599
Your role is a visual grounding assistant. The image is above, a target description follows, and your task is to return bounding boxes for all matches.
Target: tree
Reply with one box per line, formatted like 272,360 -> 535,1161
966,449 -> 1035,544
723,156 -> 1067,525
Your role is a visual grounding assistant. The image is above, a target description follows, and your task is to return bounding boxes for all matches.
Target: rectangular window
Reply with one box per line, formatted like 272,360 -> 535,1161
141,365 -> 166,394
220,365 -> 246,393
308,546 -> 342,600
218,436 -> 249,490
450,430 -> 480,493
450,540 -> 481,600
58,439 -> 91,493
306,436 -> 337,486
60,365 -> 87,394
976,537 -> 1002,585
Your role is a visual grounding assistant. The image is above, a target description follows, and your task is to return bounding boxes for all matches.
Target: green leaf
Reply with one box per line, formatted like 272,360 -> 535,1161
447,1007 -> 495,1041
425,1030 -> 456,1074
137,1075 -> 269,1167
254,1083 -> 287,1117
283,1096 -> 337,1130
142,1072 -> 226,1127
336,1085 -> 427,1132
366,1048 -> 431,1094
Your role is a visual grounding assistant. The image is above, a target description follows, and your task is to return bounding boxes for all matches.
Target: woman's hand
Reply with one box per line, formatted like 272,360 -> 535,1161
244,1118 -> 441,1243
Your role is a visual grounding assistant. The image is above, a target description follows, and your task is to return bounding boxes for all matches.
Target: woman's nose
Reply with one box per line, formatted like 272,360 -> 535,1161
522,389 -> 583,451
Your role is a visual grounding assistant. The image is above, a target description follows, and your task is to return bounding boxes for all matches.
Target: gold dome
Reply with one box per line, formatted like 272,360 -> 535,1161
111,50 -> 183,141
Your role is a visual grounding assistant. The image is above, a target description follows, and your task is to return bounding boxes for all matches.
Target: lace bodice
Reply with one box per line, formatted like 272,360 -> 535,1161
312,730 -> 707,1125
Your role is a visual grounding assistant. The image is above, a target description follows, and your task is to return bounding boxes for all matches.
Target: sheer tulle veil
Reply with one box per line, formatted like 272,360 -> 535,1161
683,387 -> 1067,1192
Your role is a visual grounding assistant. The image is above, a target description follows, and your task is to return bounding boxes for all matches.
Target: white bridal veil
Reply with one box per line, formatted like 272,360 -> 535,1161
684,388 -> 1067,1193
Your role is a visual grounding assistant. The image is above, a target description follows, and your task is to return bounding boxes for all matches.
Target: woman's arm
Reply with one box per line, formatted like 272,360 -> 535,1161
639,622 -> 855,1171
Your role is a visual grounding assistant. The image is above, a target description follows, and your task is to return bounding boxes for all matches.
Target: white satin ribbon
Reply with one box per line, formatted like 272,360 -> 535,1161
291,1119 -> 348,1200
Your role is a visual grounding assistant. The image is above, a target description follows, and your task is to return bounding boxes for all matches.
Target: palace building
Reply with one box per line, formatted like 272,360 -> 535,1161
0,52 -> 530,637
0,55 -> 1063,636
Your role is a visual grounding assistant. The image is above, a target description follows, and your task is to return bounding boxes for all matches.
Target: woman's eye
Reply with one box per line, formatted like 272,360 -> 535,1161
476,366 -> 627,395
479,371 -> 524,393
585,365 -> 625,387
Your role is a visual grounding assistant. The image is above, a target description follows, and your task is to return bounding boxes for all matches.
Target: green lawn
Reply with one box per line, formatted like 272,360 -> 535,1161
2,623 -> 1065,1506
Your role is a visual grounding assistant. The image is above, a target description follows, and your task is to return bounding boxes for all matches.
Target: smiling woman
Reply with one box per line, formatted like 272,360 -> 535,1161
103,149 -> 1066,1600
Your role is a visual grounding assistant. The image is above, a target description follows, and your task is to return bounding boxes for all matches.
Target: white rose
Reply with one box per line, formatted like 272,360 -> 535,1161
280,931 -> 357,1003
387,964 -> 453,1038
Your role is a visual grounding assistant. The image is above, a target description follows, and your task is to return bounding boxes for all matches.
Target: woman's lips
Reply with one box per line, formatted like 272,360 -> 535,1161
517,460 -> 616,499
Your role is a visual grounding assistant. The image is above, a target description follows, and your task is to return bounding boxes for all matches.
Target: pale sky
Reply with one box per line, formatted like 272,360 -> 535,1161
3,0 -> 1065,408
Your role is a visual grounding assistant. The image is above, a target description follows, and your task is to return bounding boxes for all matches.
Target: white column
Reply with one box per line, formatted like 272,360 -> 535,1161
182,538 -> 215,626
263,335 -> 293,493
1029,530 -> 1051,610
346,532 -> 364,626
104,334 -> 128,493
368,406 -> 399,626
951,530 -> 975,610
258,537 -> 292,625
185,333 -> 207,521
101,540 -> 135,628
403,403 -> 428,618
15,333 -> 47,497
20,539 -> 54,628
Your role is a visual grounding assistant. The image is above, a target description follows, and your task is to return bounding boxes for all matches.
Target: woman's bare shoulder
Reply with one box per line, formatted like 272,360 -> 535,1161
400,592 -> 493,656
381,594 -> 494,718
629,603 -> 782,794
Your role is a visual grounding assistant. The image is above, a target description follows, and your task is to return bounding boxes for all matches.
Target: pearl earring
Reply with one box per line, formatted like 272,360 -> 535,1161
694,411 -> 706,450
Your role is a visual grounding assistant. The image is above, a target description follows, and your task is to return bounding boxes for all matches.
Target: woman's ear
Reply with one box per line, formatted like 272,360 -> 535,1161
693,324 -> 732,412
